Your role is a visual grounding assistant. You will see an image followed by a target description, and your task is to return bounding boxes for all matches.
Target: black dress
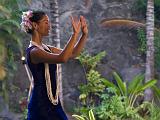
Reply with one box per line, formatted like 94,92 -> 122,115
26,46 -> 68,120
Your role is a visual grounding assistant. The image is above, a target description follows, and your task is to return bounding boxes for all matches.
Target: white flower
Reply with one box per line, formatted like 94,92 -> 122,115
20,10 -> 33,33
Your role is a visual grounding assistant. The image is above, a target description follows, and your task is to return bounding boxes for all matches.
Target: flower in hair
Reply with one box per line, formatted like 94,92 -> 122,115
20,10 -> 33,33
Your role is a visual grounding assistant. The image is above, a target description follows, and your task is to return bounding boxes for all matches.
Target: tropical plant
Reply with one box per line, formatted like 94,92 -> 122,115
152,85 -> 160,103
103,72 -> 157,108
95,88 -> 144,120
0,0 -> 23,79
95,72 -> 157,120
78,70 -> 106,105
76,51 -> 106,115
137,28 -> 146,54
147,102 -> 160,120
0,0 -> 24,111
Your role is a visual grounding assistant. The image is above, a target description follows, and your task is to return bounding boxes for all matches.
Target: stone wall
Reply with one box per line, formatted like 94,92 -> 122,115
58,0 -> 145,112
1,0 -> 149,119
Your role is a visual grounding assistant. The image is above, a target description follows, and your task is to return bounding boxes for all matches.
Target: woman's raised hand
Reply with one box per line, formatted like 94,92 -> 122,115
80,16 -> 88,35
70,16 -> 81,35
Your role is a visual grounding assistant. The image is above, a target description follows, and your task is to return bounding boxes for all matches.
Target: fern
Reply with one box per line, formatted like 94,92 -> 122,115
78,51 -> 106,70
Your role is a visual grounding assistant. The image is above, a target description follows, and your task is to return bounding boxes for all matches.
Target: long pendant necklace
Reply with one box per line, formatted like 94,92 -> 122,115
29,41 -> 59,105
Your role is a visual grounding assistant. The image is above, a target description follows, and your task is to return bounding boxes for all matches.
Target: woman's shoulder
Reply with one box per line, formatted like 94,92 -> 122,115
26,45 -> 38,52
26,46 -> 40,59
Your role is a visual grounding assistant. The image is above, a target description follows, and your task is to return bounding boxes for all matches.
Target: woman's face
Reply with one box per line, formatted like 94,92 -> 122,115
36,15 -> 50,36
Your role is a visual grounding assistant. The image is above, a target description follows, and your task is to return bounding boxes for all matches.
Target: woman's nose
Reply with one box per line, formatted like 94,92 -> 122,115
48,24 -> 51,29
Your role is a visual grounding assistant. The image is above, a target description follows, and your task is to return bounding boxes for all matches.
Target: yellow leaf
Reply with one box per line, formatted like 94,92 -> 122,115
0,65 -> 6,80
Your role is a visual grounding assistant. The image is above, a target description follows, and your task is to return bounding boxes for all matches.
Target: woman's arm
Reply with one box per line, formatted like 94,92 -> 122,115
30,16 -> 81,64
71,33 -> 87,58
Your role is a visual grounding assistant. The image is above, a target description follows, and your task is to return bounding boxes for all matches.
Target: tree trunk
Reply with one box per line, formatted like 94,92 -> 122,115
144,0 -> 154,101
49,0 -> 63,106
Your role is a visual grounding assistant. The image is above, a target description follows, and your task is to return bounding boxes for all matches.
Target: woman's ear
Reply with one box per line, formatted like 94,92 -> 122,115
32,22 -> 38,30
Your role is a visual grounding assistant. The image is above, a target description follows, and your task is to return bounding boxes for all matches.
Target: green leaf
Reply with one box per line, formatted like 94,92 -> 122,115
102,79 -> 120,95
0,19 -> 20,29
0,41 -> 6,64
89,109 -> 95,120
0,25 -> 12,34
113,72 -> 127,96
136,79 -> 157,93
72,115 -> 86,120
79,94 -> 87,100
0,5 -> 11,18
11,34 -> 23,49
128,74 -> 144,94
152,85 -> 160,99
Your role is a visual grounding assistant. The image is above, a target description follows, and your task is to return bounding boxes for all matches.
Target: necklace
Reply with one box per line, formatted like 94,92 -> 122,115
29,41 -> 59,105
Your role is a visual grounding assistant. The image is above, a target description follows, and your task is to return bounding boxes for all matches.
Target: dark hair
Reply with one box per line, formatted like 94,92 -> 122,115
27,11 -> 46,34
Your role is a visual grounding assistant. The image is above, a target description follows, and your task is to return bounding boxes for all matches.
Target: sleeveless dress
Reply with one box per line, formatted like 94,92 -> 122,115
26,46 -> 68,120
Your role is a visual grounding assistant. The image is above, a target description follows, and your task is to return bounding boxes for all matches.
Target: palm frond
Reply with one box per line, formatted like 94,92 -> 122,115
0,19 -> 20,29
0,5 -> 11,18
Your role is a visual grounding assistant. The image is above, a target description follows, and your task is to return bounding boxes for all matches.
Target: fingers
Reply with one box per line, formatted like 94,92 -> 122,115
80,16 -> 83,27
80,16 -> 87,28
70,15 -> 88,34
71,15 -> 87,27
70,16 -> 76,33
70,15 -> 81,34
80,16 -> 88,34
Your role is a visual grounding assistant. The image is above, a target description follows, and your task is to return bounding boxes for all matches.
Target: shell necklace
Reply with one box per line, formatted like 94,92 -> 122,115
29,41 -> 59,105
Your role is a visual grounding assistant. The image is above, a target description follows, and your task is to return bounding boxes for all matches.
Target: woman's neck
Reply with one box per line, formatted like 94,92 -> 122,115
31,32 -> 42,46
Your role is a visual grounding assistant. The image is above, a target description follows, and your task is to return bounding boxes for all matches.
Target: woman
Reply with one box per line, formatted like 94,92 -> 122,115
20,10 -> 88,120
